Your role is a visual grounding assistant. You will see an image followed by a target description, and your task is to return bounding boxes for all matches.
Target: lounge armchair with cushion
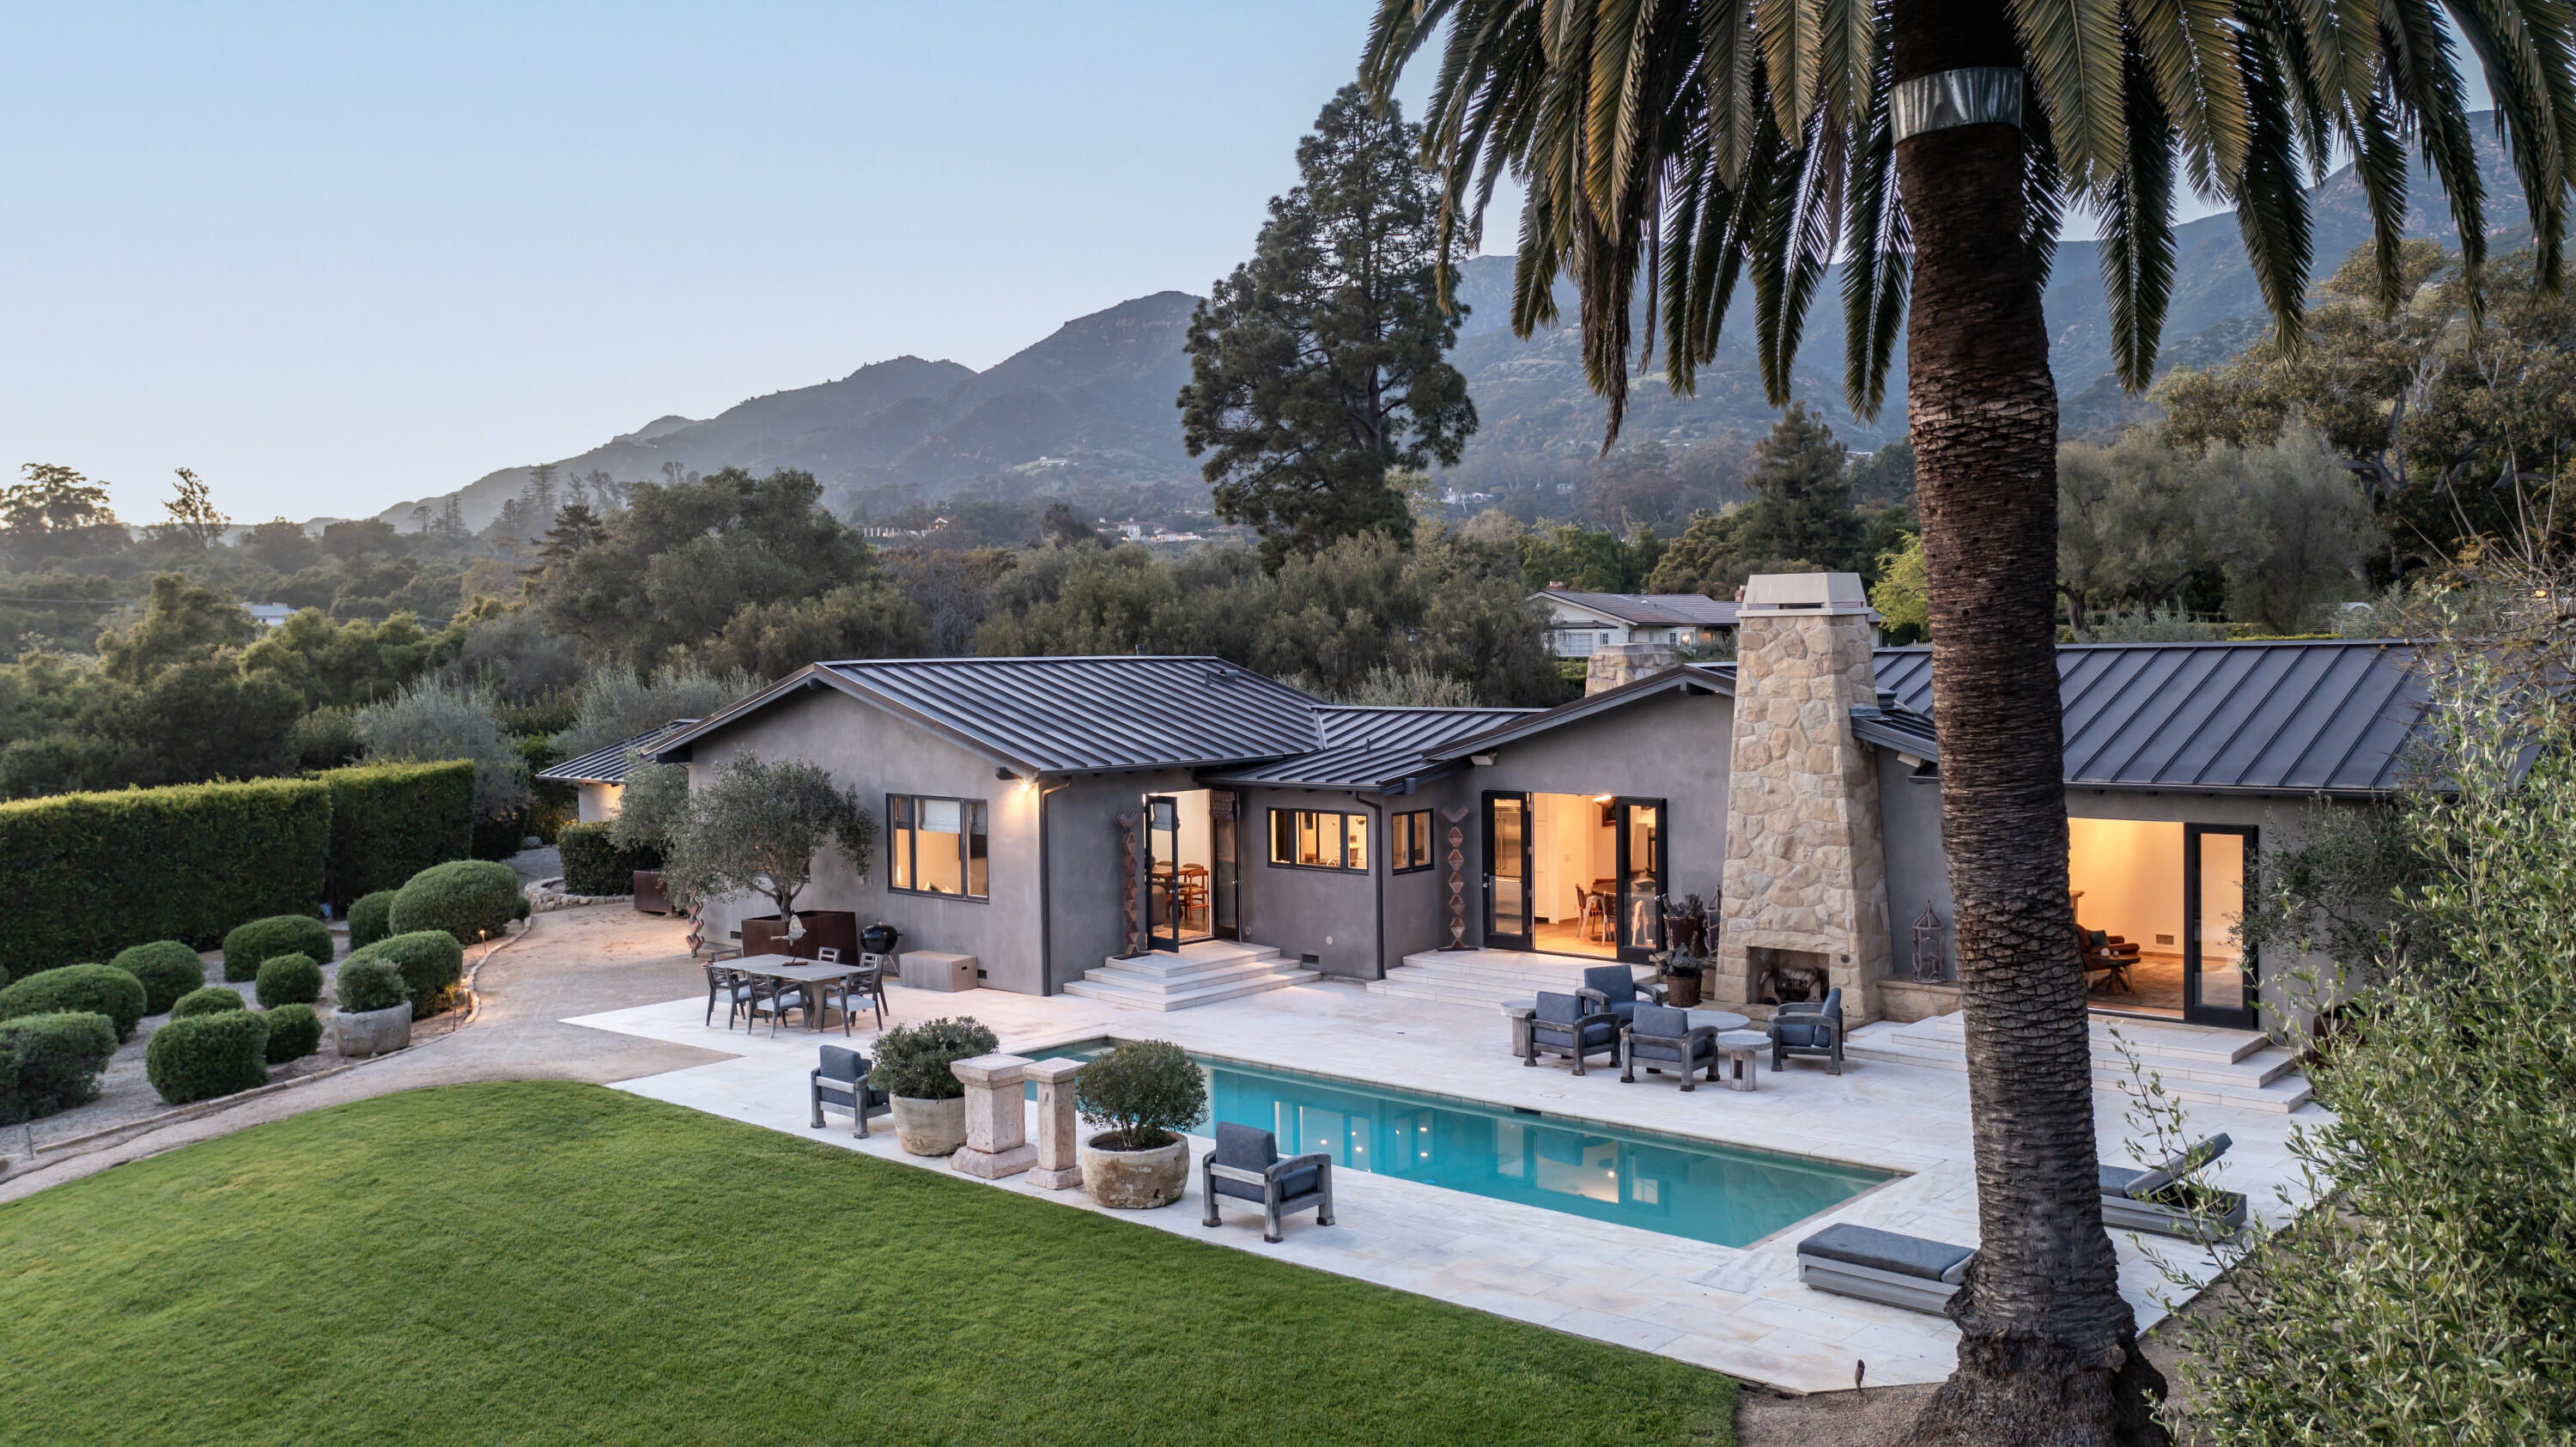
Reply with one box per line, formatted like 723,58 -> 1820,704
809,1045 -> 892,1138
1770,986 -> 1846,1074
2101,1133 -> 2246,1237
1524,990 -> 1620,1074
1620,1004 -> 1721,1090
1200,1122 -> 1334,1243
1578,964 -> 1666,1024
1796,1222 -> 1976,1314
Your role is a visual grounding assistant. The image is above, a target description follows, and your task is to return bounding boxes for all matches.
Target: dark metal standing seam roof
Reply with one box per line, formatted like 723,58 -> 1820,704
648,656 -> 1327,776
1869,641 -> 2426,794
1206,706 -> 1539,790
535,720 -> 698,785
1540,591 -> 1742,628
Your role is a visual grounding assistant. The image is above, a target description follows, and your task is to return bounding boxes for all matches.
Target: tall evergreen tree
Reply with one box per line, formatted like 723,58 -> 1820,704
1179,85 -> 1476,568
1734,403 -> 1860,567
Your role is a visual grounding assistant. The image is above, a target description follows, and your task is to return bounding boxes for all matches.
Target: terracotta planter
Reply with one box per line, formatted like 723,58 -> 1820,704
331,1002 -> 412,1058
1079,1133 -> 1191,1209
1662,972 -> 1703,1007
634,871 -> 670,915
890,1095 -> 968,1156
741,910 -> 859,963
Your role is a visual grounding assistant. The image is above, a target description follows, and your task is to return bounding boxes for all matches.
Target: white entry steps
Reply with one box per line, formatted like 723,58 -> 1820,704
1843,1011 -> 2313,1113
1062,940 -> 1318,1012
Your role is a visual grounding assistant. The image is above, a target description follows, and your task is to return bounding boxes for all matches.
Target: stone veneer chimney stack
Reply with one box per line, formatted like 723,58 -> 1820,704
1708,573 -> 1893,1023
1584,641 -> 1679,696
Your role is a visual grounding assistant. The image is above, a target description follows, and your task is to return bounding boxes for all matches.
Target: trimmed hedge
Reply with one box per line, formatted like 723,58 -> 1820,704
0,777 -> 331,982
0,1011 -> 119,1123
349,891 -> 398,952
110,941 -> 206,1015
320,761 -> 476,910
332,958 -> 408,1015
170,987 -> 246,1019
261,1003 -> 323,1063
222,915 -> 334,982
345,931 -> 465,1018
556,821 -> 663,897
388,860 -> 522,945
145,1010 -> 270,1103
254,953 -> 324,1009
0,964 -> 148,1043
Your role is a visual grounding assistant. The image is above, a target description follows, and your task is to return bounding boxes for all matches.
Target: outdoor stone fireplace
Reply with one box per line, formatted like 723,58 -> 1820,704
1707,573 -> 1893,1022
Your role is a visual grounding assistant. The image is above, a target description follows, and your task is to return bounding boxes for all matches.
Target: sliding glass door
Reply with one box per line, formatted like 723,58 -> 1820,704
1613,798 -> 1667,964
1483,792 -> 1532,951
2183,824 -> 2258,1029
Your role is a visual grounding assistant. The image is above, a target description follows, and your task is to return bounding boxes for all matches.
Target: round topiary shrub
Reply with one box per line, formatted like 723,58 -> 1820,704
1074,1039 -> 1209,1151
870,1017 -> 1001,1101
387,860 -> 523,945
331,957 -> 410,1016
110,940 -> 207,1015
261,1003 -> 323,1063
343,931 -> 465,1018
0,1011 -> 120,1121
170,986 -> 247,1019
253,953 -> 324,1009
0,964 -> 149,1043
222,915 -> 334,983
348,891 -> 398,952
145,1010 -> 270,1103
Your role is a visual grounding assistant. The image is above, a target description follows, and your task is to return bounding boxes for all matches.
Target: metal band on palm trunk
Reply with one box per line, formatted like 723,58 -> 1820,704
1890,68 -> 2025,143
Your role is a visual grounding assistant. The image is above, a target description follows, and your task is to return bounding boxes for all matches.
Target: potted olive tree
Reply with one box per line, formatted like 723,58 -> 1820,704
657,752 -> 872,958
871,1017 -> 1000,1155
1075,1039 -> 1208,1209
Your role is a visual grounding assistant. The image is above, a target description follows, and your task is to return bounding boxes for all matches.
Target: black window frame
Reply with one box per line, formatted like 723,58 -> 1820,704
1391,809 -> 1436,873
1266,807 -> 1370,873
886,793 -> 991,902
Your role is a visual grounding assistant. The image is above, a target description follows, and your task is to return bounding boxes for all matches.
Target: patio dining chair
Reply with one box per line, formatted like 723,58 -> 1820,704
703,963 -> 751,1030
1524,991 -> 1620,1074
744,973 -> 811,1037
819,963 -> 885,1035
1200,1122 -> 1334,1242
809,1045 -> 892,1138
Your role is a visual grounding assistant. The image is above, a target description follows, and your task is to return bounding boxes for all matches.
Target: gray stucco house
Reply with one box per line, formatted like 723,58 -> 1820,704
641,573 -> 2425,1035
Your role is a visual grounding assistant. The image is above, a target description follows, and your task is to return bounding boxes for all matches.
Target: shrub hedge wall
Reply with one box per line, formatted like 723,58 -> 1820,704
261,1003 -> 323,1063
0,964 -> 148,1042
222,915 -> 334,982
170,987 -> 246,1019
388,860 -> 523,945
319,761 -> 476,910
0,1011 -> 119,1123
0,778 -> 331,983
345,931 -> 465,1018
145,1011 -> 270,1103
556,822 -> 662,897
349,891 -> 398,951
110,941 -> 206,1015
254,954 -> 324,1009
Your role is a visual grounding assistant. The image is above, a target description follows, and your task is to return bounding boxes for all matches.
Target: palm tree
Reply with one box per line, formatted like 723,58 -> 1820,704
1363,1 -> 2573,1440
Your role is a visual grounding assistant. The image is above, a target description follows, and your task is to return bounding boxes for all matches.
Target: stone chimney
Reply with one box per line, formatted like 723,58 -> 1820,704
1584,641 -> 1677,696
1709,573 -> 1893,1023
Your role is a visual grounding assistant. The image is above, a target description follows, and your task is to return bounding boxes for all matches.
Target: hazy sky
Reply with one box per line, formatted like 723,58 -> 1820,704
0,4 -> 2431,525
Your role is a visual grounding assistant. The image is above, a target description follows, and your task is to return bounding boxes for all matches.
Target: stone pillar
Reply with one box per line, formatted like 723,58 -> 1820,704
1023,1056 -> 1085,1189
1585,641 -> 1678,696
949,1054 -> 1038,1180
1710,573 -> 1893,1024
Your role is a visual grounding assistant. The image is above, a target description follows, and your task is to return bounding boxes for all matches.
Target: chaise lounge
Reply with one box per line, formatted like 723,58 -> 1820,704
1795,1222 -> 1976,1314
2102,1133 -> 2246,1237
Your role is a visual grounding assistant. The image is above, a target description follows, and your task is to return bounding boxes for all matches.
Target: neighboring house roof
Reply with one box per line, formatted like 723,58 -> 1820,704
648,656 -> 1327,776
1535,591 -> 1741,629
1874,641 -> 2427,796
538,720 -> 699,785
1206,705 -> 1538,790
1437,640 -> 2427,797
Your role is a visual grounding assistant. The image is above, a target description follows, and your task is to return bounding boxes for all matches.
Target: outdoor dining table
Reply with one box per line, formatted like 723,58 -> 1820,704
728,955 -> 867,1033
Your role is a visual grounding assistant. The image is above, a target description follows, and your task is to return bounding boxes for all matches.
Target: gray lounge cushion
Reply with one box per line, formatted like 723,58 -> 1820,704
1533,991 -> 1615,1046
1583,966 -> 1647,1017
1626,1005 -> 1712,1065
1798,1223 -> 1976,1284
1773,987 -> 1844,1047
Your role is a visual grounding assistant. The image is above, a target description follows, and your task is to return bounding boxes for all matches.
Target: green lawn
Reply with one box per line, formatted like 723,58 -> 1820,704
1,1082 -> 1735,1445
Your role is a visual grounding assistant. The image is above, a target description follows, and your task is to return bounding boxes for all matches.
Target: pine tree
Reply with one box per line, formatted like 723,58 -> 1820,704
1732,404 -> 1859,568
1178,85 -> 1475,568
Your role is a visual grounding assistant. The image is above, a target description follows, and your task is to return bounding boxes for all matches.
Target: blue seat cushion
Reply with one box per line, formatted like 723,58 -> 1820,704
1631,1004 -> 1690,1037
1629,1036 -> 1712,1066
1583,966 -> 1640,1002
1775,1021 -> 1832,1047
1798,1223 -> 1975,1282
817,1047 -> 867,1084
1213,1122 -> 1278,1173
1536,1019 -> 1617,1047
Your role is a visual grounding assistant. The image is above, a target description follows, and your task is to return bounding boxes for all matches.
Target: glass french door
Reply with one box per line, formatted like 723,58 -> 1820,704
2184,824 -> 2258,1029
1614,798 -> 1668,963
1145,794 -> 1183,952
1209,790 -> 1241,940
1483,792 -> 1533,950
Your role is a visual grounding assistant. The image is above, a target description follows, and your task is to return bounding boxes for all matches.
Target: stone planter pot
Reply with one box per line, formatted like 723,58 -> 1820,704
1079,1133 -> 1191,1209
331,1002 -> 412,1058
890,1095 -> 968,1156
1662,972 -> 1703,1007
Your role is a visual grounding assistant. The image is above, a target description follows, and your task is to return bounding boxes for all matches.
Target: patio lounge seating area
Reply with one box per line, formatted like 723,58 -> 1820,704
1795,1223 -> 1976,1314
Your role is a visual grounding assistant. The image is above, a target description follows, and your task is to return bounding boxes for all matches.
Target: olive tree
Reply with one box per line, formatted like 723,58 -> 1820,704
661,753 -> 872,924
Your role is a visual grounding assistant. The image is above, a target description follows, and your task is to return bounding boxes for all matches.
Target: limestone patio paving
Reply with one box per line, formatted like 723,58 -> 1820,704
566,974 -> 2324,1396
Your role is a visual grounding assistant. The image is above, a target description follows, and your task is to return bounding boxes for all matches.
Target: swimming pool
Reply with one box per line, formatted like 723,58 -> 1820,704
1029,1042 -> 1893,1248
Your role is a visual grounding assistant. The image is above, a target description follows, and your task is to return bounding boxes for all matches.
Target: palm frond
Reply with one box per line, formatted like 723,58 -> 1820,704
2130,0 -> 2251,193
1839,3 -> 1906,419
2445,0 -> 2573,286
2233,15 -> 2315,348
2100,40 -> 2179,388
2011,0 -> 2130,185
2379,0 -> 2491,312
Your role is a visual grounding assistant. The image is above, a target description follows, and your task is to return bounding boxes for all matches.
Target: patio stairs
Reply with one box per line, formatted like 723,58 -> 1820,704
1844,1011 -> 2314,1114
1060,940 -> 1318,1012
1367,949 -> 1649,1009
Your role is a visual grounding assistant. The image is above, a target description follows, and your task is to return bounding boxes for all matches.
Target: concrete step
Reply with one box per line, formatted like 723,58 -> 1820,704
1368,951 -> 1653,1009
1845,1013 -> 2312,1114
1888,1009 -> 2274,1066
1061,966 -> 1319,1012
1064,940 -> 1315,1012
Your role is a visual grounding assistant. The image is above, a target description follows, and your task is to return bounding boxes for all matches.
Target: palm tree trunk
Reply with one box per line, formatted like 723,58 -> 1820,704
1889,3 -> 2169,1442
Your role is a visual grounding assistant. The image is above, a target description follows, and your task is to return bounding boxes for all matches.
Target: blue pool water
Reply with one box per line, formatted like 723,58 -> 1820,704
1029,1043 -> 1892,1248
